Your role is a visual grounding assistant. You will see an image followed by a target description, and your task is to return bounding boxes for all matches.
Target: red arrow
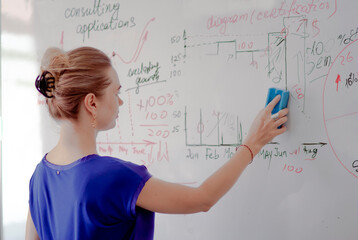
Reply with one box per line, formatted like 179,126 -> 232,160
112,18 -> 155,64
142,139 -> 156,146
133,31 -> 148,62
97,140 -> 156,146
335,74 -> 341,92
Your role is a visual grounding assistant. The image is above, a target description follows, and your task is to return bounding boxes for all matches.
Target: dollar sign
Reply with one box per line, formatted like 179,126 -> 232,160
312,19 -> 320,37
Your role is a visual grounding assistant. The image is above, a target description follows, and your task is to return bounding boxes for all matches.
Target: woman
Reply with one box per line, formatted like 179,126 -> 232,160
26,46 -> 288,240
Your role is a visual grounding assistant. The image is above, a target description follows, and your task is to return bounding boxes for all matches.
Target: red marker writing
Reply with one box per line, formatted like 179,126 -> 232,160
335,74 -> 341,92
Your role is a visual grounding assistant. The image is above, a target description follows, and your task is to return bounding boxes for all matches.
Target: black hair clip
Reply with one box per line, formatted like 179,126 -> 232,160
35,71 -> 55,98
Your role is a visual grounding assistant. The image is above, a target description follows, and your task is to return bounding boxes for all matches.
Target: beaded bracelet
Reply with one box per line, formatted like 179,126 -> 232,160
238,144 -> 254,164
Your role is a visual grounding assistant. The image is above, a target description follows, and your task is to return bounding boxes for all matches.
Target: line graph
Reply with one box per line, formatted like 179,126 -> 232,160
185,15 -> 309,114
111,17 -> 155,64
184,107 -> 243,147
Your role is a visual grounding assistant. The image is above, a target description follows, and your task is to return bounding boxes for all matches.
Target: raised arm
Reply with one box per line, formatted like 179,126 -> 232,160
137,95 -> 288,214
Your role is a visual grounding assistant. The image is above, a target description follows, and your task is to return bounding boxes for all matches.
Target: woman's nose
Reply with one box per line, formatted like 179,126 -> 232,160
118,97 -> 124,106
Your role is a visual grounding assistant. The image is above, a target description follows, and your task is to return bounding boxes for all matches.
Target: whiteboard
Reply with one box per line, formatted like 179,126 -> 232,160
31,0 -> 358,239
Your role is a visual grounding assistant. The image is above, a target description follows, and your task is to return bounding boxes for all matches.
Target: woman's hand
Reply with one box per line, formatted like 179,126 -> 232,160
244,95 -> 289,156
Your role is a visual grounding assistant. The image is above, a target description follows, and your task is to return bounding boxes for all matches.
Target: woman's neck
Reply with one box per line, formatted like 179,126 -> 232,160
47,120 -> 98,165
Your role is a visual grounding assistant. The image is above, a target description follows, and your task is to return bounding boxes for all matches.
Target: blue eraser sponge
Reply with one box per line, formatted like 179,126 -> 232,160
265,88 -> 289,114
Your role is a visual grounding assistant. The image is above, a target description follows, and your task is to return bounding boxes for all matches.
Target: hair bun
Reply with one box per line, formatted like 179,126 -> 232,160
35,71 -> 56,98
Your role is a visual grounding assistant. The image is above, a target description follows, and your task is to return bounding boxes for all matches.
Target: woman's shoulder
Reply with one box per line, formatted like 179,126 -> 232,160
90,155 -> 150,177
83,156 -> 152,194
95,155 -> 139,167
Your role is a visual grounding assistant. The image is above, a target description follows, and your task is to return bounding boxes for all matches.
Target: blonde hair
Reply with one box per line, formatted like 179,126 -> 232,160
38,47 -> 112,120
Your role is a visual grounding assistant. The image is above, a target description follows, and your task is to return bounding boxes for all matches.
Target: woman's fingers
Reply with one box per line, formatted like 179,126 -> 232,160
271,108 -> 288,139
265,95 -> 281,114
275,125 -> 287,135
274,116 -> 288,128
279,108 -> 289,117
270,108 -> 288,122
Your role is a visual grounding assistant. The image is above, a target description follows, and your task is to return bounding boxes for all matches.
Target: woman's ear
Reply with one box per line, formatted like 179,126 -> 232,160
83,93 -> 97,115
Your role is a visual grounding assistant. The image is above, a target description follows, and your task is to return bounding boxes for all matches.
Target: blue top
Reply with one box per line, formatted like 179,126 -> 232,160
29,154 -> 154,240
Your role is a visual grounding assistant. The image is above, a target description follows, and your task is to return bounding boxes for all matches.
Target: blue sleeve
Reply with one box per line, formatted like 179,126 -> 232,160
123,162 -> 152,216
83,157 -> 152,222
